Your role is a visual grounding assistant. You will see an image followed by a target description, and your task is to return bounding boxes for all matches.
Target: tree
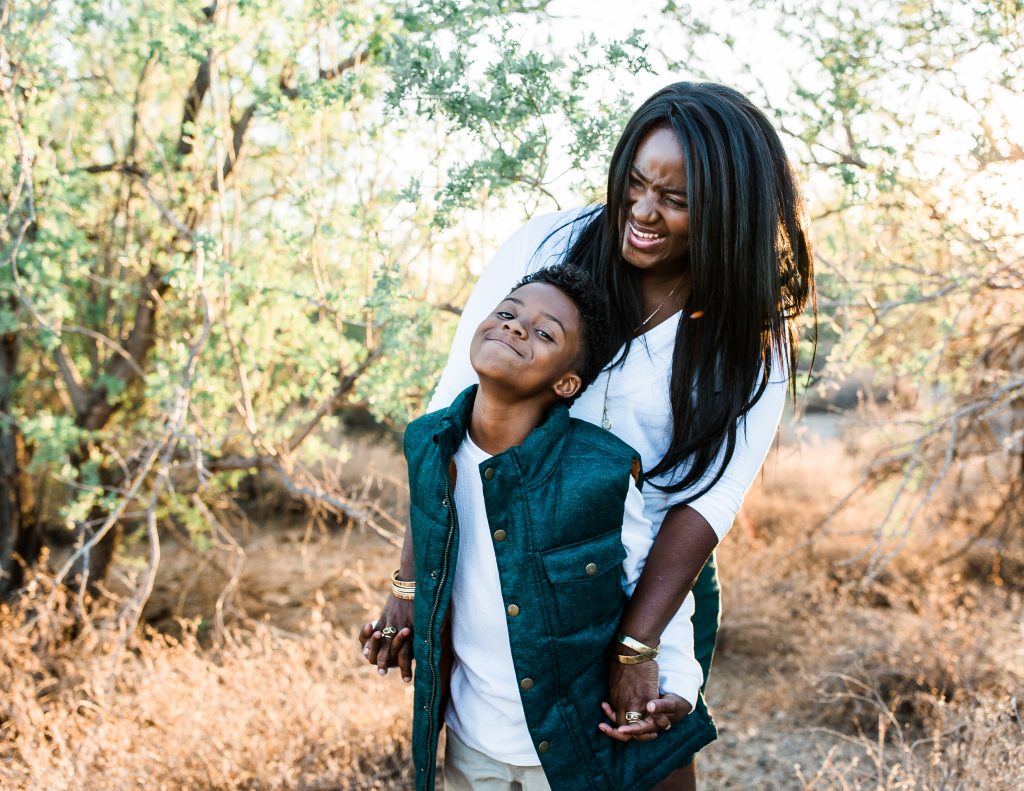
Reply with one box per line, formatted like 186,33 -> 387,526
0,0 -> 651,601
660,0 -> 1024,570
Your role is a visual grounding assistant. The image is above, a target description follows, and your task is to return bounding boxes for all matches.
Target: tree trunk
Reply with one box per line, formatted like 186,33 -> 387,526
0,323 -> 40,597
69,465 -> 124,595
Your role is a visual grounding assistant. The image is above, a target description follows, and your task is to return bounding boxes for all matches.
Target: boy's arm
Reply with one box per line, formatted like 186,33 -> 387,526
358,521 -> 415,683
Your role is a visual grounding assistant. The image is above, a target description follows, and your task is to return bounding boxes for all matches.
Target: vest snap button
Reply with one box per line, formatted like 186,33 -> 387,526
585,562 -> 598,576
507,604 -> 520,617
520,677 -> 534,690
493,529 -> 507,542
483,467 -> 495,481
537,740 -> 550,753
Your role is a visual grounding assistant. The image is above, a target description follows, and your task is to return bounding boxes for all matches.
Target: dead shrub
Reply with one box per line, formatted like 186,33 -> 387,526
0,579 -> 414,790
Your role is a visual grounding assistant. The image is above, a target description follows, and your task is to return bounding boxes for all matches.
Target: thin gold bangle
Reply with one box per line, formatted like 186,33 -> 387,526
617,633 -> 659,657
614,652 -> 656,665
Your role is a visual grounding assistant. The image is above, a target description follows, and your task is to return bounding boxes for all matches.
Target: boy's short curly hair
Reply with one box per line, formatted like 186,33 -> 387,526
514,264 -> 614,398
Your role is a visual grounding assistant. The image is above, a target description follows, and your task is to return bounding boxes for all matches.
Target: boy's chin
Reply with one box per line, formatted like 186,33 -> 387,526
473,371 -> 561,403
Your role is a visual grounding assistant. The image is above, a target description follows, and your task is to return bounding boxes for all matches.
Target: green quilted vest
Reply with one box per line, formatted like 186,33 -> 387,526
405,386 -> 717,791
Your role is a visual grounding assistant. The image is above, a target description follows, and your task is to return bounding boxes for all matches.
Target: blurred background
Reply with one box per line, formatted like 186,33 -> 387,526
1,1 -> 1021,788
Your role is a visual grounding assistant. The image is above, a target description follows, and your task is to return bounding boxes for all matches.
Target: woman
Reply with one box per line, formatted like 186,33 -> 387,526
364,82 -> 815,789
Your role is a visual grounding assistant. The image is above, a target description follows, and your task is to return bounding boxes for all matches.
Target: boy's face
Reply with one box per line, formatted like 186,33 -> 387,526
470,282 -> 583,402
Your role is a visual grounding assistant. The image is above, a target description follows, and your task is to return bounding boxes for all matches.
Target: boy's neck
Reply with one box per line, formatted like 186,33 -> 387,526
468,384 -> 560,456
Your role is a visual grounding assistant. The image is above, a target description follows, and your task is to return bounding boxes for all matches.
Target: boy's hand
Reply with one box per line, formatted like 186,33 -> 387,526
358,596 -> 414,682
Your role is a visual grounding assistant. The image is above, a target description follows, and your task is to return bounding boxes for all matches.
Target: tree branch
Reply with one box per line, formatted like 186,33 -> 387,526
279,47 -> 370,100
78,266 -> 169,430
177,58 -> 210,160
213,102 -> 257,188
52,346 -> 90,416
283,347 -> 382,452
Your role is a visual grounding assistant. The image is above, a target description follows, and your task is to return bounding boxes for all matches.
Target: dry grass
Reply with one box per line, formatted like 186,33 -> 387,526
2,427 -> 1021,790
0,583 -> 415,790
704,433 -> 1024,790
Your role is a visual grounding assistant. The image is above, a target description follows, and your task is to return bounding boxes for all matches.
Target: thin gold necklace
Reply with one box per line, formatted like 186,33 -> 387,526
632,276 -> 686,335
601,277 -> 686,431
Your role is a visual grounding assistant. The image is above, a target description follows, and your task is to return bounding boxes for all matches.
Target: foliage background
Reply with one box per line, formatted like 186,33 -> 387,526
1,0 -> 1021,788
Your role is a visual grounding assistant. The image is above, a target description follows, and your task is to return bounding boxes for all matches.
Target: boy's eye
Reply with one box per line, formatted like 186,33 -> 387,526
536,329 -> 554,341
496,311 -> 514,320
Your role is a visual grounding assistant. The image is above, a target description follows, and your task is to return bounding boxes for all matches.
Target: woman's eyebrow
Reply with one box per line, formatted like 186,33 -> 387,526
631,166 -> 687,197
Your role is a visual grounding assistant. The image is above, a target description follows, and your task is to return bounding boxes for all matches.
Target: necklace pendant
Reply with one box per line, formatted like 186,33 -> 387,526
601,411 -> 612,430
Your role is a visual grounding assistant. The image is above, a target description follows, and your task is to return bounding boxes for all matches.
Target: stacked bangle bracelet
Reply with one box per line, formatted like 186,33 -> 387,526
390,570 -> 416,601
614,633 -> 659,665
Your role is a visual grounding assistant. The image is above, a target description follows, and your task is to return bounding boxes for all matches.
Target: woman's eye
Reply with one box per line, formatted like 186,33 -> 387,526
668,198 -> 688,209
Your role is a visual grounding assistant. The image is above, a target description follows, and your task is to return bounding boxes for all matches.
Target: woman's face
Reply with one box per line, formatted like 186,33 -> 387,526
620,125 -> 690,278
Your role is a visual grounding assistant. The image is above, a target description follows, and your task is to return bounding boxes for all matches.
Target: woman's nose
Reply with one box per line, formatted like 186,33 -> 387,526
631,190 -> 658,222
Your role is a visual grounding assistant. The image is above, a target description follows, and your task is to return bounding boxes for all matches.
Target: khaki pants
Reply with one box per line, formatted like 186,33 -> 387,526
444,729 -> 552,791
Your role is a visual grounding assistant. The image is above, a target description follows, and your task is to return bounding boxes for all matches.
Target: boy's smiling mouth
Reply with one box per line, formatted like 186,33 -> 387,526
485,333 -> 525,356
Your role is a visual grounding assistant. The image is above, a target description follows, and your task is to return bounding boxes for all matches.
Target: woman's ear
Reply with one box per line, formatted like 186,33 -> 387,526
553,372 -> 582,400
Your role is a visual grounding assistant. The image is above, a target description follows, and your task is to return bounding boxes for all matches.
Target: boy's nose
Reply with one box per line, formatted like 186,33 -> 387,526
502,319 -> 527,338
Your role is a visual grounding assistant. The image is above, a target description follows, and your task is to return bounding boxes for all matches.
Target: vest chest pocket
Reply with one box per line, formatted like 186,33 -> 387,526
541,529 -> 626,636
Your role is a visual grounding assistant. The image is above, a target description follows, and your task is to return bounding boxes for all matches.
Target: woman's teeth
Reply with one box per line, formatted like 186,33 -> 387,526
631,224 -> 662,239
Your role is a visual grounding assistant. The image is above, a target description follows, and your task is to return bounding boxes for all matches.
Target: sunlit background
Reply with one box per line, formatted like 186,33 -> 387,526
1,1 -> 1021,788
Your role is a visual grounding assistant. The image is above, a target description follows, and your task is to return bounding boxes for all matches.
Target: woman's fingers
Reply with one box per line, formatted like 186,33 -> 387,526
647,694 -> 692,724
361,623 -> 384,665
375,626 -> 396,674
599,693 -> 695,742
361,597 -> 416,675
598,722 -> 636,742
393,627 -> 414,682
600,700 -> 660,741
358,622 -> 375,659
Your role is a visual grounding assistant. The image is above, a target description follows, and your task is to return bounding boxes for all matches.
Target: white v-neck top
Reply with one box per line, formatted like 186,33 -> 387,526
428,207 -> 787,541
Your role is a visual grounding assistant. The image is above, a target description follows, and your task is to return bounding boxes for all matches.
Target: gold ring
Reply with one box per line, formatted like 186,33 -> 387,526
624,711 -> 644,723
381,626 -> 398,639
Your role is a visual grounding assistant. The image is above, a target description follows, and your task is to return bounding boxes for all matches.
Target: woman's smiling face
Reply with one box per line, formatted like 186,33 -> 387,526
620,125 -> 691,277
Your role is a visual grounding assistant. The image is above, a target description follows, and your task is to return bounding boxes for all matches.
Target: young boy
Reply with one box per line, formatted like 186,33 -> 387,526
360,265 -> 716,791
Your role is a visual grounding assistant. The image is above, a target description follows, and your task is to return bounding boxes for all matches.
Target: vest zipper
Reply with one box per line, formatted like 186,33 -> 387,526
423,475 -> 456,791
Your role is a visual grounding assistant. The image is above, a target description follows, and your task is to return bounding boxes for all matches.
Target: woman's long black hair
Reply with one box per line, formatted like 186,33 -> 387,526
565,81 -> 816,498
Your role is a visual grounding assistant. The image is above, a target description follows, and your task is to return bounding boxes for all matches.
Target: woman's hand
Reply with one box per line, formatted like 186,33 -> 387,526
358,595 -> 414,682
599,660 -> 691,741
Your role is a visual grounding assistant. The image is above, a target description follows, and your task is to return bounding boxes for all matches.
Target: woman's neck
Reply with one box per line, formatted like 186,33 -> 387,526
635,271 -> 691,334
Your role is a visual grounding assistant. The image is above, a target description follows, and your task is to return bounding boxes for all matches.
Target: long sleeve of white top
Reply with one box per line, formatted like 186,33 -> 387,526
621,476 -> 702,707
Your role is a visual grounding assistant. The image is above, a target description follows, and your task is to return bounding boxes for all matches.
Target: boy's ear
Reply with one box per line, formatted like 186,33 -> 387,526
552,372 -> 582,400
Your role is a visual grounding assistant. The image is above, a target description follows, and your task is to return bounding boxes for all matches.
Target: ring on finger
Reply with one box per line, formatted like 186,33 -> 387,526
624,711 -> 644,723
381,626 -> 398,639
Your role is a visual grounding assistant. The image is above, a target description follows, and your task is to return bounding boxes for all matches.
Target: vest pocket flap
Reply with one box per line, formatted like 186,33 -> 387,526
541,529 -> 626,583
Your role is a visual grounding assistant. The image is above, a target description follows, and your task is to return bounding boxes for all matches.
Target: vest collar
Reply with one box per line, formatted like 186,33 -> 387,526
433,385 -> 570,483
